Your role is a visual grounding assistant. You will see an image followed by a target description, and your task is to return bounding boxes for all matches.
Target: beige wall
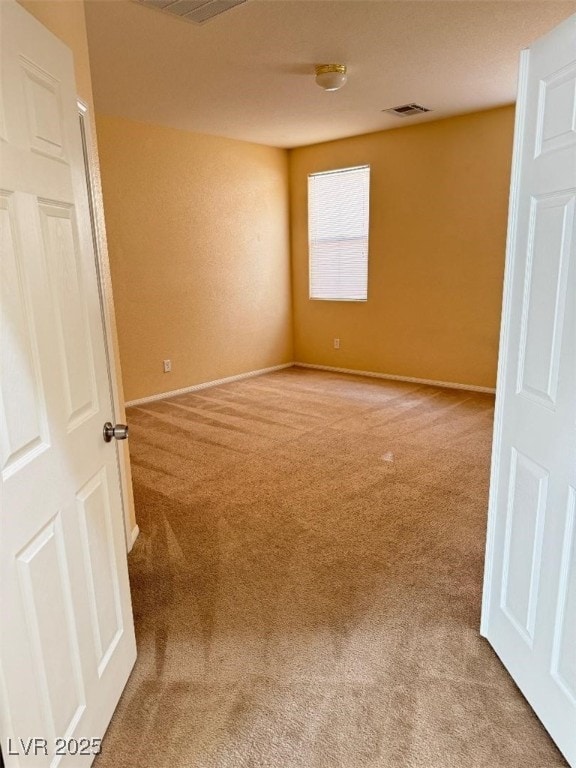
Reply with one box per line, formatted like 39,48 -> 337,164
95,115 -> 293,402
17,0 -> 137,540
289,106 -> 515,389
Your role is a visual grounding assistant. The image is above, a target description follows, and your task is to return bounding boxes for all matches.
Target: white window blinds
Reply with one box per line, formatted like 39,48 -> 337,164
308,165 -> 370,301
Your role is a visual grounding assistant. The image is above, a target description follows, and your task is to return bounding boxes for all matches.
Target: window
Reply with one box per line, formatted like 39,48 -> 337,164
308,165 -> 370,301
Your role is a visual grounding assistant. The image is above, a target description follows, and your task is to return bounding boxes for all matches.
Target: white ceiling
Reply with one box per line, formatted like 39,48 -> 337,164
85,0 -> 576,148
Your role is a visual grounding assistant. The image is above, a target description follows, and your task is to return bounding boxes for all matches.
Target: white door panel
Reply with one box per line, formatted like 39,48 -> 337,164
0,2 -> 136,766
482,12 -> 576,767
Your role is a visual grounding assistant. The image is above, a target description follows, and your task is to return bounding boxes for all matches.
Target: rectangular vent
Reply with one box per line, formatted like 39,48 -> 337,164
383,103 -> 432,118
136,0 -> 248,24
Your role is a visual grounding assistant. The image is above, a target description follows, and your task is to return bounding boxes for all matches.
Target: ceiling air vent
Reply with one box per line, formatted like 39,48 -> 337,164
136,0 -> 248,25
383,103 -> 432,118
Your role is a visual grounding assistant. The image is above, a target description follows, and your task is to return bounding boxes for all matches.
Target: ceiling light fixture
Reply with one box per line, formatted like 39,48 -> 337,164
315,64 -> 347,92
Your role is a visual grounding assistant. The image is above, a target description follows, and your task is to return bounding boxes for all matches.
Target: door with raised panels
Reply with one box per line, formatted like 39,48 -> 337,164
481,12 -> 576,767
0,2 -> 136,766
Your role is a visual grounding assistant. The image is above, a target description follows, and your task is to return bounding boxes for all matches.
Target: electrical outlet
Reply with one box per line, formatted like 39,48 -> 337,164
333,338 -> 340,349
163,359 -> 172,373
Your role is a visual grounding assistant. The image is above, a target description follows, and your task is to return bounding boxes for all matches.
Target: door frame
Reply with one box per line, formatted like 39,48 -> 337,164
76,99 -> 139,553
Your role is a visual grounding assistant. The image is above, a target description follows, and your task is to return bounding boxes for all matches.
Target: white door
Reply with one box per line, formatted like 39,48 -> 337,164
481,12 -> 576,767
0,2 -> 136,766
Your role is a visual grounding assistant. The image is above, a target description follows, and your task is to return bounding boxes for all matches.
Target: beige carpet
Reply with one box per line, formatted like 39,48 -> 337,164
95,368 -> 567,768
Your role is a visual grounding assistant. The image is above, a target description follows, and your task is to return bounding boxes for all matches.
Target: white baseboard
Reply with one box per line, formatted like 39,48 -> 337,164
294,362 -> 496,394
125,360 -> 495,407
128,524 -> 140,552
125,363 -> 294,407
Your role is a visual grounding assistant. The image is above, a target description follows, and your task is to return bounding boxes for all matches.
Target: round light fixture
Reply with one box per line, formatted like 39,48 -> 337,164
315,64 -> 347,92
